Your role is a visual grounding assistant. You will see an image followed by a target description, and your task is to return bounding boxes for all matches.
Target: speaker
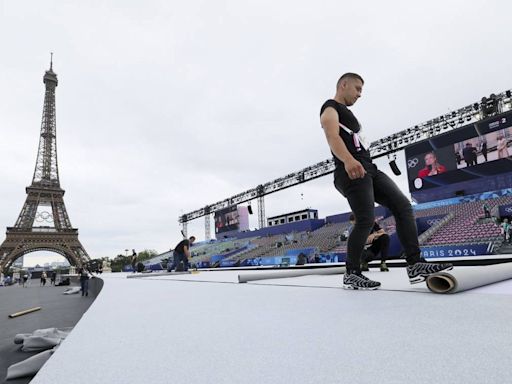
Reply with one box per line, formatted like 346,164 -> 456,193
248,205 -> 253,215
389,160 -> 401,176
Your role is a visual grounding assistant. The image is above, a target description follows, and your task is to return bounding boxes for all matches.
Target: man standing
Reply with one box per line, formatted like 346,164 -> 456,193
320,73 -> 452,290
483,203 -> 491,219
131,249 -> 137,273
462,143 -> 477,166
170,236 -> 196,272
501,219 -> 510,243
481,140 -> 488,162
78,267 -> 90,297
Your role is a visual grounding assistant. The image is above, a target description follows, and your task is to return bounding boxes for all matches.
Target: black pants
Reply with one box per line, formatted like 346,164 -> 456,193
80,279 -> 89,296
172,252 -> 189,272
334,164 -> 421,272
364,234 -> 390,262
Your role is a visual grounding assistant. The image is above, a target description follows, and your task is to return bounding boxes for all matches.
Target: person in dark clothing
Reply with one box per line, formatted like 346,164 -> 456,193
483,203 -> 491,219
169,236 -> 196,272
131,249 -> 137,273
462,143 -> 477,166
455,151 -> 462,165
296,252 -> 307,266
349,214 -> 389,272
481,141 -> 488,162
78,267 -> 90,297
50,271 -> 57,286
320,72 -> 452,290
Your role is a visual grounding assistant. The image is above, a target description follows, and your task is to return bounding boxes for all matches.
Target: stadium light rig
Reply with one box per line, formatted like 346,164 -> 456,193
179,88 -> 512,224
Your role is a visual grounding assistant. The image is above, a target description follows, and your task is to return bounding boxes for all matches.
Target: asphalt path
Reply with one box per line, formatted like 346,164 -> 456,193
0,277 -> 103,384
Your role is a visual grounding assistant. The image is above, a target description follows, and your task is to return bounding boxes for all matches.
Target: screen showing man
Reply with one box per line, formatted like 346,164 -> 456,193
454,128 -> 511,169
462,142 -> 478,167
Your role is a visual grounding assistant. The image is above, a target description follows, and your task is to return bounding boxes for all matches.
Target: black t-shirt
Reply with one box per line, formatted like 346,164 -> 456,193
320,99 -> 372,169
174,239 -> 190,254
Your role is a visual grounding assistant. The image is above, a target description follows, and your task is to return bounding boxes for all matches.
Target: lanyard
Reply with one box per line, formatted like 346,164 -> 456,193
339,123 -> 365,152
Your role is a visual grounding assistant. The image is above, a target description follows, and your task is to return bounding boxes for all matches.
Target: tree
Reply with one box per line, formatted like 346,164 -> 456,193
110,254 -> 131,273
135,249 -> 159,262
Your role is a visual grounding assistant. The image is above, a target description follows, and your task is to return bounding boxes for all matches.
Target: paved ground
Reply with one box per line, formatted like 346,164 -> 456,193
0,277 -> 103,384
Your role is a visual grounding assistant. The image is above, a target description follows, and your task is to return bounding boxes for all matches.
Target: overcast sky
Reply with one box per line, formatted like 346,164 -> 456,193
1,0 -> 511,266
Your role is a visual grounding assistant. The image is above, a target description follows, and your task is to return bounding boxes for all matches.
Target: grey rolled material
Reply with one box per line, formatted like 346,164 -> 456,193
426,262 -> 512,294
62,286 -> 81,295
21,336 -> 61,352
14,327 -> 73,345
6,348 -> 55,380
14,327 -> 73,352
127,271 -> 191,279
238,267 -> 346,283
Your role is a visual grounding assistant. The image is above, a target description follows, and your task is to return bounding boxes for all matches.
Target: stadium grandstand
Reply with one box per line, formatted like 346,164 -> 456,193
128,92 -> 512,273
136,187 -> 512,272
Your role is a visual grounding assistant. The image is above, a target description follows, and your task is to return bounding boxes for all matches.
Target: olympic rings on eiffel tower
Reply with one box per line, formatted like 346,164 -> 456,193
35,211 -> 54,223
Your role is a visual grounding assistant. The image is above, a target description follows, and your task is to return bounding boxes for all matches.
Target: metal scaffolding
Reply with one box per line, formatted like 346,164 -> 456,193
178,90 -> 512,234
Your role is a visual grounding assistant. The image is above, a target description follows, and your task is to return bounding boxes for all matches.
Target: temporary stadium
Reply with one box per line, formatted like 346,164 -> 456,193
2,81 -> 512,383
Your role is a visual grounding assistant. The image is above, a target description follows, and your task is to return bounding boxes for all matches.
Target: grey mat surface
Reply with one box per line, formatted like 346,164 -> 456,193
0,278 -> 103,384
31,273 -> 512,384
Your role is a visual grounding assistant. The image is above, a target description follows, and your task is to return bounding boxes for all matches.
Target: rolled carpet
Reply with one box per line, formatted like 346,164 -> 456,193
5,349 -> 55,380
238,267 -> 346,283
426,262 -> 512,294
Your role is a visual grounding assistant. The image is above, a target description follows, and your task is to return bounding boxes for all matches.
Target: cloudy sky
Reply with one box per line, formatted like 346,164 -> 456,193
1,0 -> 511,266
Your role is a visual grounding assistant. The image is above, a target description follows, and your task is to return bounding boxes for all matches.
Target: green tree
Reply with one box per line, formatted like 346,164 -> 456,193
136,249 -> 159,262
110,254 -> 131,273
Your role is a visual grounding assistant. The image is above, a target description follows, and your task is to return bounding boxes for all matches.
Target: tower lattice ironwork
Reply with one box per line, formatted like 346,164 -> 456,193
0,60 -> 90,272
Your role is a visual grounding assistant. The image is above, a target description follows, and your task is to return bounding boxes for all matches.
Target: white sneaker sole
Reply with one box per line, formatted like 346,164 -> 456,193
408,265 -> 454,285
342,283 -> 381,290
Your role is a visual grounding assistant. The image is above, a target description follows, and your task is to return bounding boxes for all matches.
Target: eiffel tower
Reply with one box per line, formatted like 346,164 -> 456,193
0,59 -> 90,272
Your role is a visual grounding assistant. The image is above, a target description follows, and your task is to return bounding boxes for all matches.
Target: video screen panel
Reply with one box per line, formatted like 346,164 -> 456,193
405,111 -> 512,194
214,205 -> 239,234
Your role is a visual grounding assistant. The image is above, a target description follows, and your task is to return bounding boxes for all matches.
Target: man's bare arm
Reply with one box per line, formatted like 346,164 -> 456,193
320,107 -> 366,179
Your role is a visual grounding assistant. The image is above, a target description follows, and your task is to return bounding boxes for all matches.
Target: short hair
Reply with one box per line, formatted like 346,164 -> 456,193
349,213 -> 355,222
189,236 -> 196,241
337,73 -> 364,89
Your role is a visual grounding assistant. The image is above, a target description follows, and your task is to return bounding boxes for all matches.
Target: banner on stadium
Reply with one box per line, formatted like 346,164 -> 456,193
219,259 -> 238,267
499,204 -> 512,217
416,215 -> 446,234
420,243 -> 494,258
